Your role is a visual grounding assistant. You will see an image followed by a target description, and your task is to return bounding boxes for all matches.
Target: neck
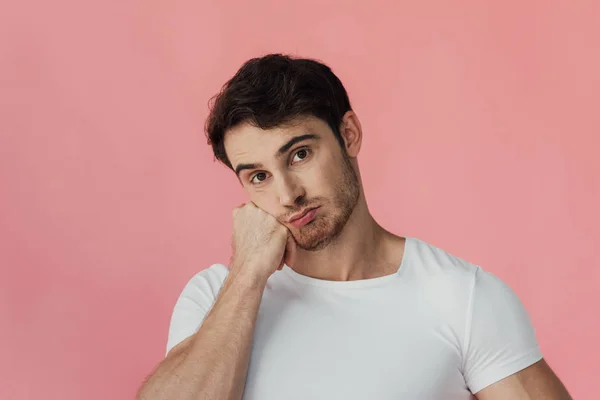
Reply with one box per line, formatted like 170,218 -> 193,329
290,194 -> 404,282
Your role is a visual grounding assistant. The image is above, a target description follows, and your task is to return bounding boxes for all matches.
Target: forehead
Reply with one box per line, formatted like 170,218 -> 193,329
224,116 -> 332,164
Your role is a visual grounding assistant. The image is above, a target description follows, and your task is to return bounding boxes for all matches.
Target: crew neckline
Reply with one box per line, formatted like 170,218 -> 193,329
281,236 -> 412,289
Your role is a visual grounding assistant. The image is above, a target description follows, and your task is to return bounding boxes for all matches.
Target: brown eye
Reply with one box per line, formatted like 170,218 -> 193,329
292,148 -> 310,163
250,172 -> 267,184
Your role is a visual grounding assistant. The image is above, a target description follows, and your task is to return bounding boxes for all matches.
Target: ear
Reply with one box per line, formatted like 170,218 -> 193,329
338,111 -> 362,158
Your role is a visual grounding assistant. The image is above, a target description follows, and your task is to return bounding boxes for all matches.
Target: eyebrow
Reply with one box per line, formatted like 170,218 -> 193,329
234,133 -> 320,177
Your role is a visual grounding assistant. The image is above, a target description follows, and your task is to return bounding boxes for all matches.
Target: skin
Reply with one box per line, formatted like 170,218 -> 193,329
224,112 -> 572,399
137,111 -> 571,400
225,112 -> 406,281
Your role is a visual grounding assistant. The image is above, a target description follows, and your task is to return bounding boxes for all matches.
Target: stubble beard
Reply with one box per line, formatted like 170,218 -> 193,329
293,155 -> 360,251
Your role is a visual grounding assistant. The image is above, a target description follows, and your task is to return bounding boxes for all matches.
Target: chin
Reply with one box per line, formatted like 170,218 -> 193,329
295,236 -> 330,252
293,218 -> 340,251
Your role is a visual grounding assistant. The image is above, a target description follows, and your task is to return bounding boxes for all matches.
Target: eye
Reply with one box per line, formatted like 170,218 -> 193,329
250,172 -> 268,185
291,148 -> 311,164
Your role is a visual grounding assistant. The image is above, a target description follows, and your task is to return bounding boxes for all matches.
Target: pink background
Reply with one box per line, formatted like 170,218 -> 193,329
1,1 -> 598,399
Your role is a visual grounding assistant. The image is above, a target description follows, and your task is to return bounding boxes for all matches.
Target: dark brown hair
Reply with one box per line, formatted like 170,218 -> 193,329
205,54 -> 352,170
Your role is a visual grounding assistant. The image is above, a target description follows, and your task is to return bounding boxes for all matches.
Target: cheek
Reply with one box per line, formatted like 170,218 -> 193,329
248,191 -> 279,214
305,153 -> 335,186
303,176 -> 336,204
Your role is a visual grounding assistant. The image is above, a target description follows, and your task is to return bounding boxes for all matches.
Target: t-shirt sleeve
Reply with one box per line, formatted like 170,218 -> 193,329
462,266 -> 544,394
165,264 -> 229,357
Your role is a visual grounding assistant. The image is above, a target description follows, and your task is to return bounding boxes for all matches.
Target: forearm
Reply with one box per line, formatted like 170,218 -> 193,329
138,268 -> 267,400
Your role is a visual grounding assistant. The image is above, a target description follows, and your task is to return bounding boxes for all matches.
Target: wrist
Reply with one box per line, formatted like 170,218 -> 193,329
228,262 -> 269,289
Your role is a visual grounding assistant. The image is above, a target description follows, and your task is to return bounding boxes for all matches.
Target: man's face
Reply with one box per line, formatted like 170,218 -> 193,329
224,116 -> 360,251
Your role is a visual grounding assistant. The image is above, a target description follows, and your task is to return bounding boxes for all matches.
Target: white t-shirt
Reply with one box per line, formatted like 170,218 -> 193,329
166,237 -> 543,399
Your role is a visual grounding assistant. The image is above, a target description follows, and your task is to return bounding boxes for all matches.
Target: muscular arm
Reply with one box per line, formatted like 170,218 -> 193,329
137,266 -> 267,400
475,359 -> 571,400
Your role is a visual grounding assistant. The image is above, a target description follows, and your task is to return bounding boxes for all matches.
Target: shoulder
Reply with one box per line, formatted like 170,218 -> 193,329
188,263 -> 230,286
407,237 -> 480,288
177,263 -> 230,300
408,238 -> 542,394
408,237 -> 520,309
400,237 -> 483,330
165,264 -> 230,356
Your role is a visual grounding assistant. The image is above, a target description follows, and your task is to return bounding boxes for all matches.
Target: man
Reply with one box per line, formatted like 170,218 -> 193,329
137,54 -> 571,399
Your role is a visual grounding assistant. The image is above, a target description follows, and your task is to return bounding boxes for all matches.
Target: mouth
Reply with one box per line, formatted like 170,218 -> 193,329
288,207 -> 319,227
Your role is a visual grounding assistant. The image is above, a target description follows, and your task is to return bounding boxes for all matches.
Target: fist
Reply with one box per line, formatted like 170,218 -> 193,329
230,202 -> 296,281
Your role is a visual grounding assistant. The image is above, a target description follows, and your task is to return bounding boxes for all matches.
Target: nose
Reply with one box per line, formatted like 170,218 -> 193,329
277,173 -> 305,207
